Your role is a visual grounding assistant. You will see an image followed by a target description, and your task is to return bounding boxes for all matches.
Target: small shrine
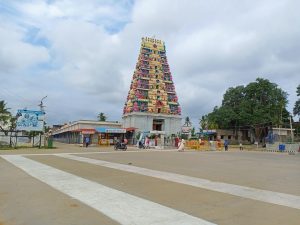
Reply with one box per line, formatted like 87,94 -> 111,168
122,37 -> 182,136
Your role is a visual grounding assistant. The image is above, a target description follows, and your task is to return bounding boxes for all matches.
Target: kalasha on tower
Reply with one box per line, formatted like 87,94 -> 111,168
122,37 -> 182,136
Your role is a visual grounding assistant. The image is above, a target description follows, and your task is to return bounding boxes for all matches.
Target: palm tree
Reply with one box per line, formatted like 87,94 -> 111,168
0,100 -> 10,114
97,112 -> 107,121
0,100 -> 11,134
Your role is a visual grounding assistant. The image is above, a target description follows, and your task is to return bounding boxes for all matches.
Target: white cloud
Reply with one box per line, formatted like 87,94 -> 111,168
1,0 -> 300,126
0,24 -> 49,73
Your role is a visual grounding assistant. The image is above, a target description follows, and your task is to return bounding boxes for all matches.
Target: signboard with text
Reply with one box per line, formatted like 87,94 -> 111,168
105,128 -> 126,133
16,109 -> 45,131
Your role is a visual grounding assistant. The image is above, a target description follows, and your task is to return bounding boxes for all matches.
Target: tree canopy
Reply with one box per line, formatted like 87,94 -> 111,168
0,100 -> 12,134
201,78 -> 290,140
97,112 -> 107,121
293,84 -> 300,119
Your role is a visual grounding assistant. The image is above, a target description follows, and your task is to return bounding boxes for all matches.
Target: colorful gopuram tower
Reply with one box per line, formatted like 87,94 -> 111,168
122,37 -> 182,135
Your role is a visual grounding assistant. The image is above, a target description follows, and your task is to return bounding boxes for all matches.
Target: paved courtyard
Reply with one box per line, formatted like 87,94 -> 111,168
0,143 -> 299,225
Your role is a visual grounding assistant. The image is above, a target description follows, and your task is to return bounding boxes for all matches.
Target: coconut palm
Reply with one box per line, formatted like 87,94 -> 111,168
0,100 -> 11,134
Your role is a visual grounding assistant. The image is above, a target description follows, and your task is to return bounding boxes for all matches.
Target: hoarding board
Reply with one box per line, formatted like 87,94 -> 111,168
16,110 -> 45,131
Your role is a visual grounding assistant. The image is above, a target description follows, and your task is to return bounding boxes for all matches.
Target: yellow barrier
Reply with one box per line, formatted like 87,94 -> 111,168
186,140 -> 223,151
98,139 -> 110,146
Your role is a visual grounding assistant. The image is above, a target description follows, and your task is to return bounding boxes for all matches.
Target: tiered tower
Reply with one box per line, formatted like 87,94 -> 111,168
123,37 -> 182,135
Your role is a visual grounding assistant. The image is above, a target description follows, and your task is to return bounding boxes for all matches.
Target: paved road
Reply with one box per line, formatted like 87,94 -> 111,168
0,144 -> 299,225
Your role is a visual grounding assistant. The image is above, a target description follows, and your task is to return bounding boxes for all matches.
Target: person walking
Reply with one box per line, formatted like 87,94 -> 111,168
85,136 -> 90,148
178,138 -> 186,152
239,142 -> 243,150
175,136 -> 179,148
123,138 -> 128,145
145,136 -> 150,149
224,139 -> 229,151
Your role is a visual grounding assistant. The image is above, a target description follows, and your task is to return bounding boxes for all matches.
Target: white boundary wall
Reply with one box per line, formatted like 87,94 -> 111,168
266,142 -> 299,153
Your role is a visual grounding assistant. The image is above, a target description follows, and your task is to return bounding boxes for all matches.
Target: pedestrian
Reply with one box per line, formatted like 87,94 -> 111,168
178,138 -> 186,152
85,136 -> 90,148
224,139 -> 229,151
175,136 -> 179,148
239,142 -> 243,150
145,136 -> 150,149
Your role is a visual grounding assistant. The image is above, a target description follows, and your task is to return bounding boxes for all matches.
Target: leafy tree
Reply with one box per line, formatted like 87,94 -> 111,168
97,112 -> 107,121
0,100 -> 11,135
191,127 -> 196,136
293,84 -> 300,119
202,78 -> 289,142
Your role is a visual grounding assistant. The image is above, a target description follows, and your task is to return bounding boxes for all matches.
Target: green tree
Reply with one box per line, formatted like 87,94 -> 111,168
0,100 -> 11,135
293,84 -> 300,119
97,112 -> 107,121
199,114 -> 218,130
202,78 -> 289,142
191,127 -> 196,137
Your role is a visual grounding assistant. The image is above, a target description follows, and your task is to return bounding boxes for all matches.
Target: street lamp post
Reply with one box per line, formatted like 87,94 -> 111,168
38,96 -> 47,148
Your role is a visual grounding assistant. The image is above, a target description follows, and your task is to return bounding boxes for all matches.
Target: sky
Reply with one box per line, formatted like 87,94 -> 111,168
0,0 -> 299,128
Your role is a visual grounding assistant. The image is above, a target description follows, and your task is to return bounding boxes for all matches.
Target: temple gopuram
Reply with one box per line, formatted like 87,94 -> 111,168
122,37 -> 182,136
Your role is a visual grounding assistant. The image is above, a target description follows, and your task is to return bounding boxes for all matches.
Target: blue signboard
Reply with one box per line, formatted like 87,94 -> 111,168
16,109 -> 45,131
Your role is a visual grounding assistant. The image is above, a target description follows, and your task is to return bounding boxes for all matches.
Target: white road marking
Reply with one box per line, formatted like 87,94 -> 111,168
8,149 -> 177,156
1,155 -> 216,225
57,153 -> 300,210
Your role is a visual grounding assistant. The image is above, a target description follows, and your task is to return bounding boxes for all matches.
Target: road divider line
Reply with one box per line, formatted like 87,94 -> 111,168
57,153 -> 300,210
1,155 -> 216,225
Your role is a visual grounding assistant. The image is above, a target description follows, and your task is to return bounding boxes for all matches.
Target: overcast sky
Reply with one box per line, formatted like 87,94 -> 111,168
0,0 -> 299,128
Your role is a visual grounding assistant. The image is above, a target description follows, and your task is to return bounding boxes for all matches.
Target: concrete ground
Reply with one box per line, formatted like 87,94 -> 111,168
0,143 -> 299,225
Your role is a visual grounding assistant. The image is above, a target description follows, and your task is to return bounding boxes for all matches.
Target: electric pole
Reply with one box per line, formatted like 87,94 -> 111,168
38,96 -> 47,148
39,96 -> 47,112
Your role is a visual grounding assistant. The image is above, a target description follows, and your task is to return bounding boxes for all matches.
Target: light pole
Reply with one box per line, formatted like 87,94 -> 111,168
39,96 -> 47,112
38,96 -> 47,148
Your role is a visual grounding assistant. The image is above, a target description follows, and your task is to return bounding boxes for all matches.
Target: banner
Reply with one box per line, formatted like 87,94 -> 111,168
16,109 -> 45,131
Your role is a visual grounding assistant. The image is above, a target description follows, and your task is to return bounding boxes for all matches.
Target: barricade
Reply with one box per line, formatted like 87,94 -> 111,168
266,142 -> 299,154
186,140 -> 223,151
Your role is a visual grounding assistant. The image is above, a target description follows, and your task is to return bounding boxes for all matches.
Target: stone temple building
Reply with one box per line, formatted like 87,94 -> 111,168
122,37 -> 182,136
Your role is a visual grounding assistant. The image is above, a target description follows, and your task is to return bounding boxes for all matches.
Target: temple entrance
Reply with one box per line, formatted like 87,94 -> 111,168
153,119 -> 164,131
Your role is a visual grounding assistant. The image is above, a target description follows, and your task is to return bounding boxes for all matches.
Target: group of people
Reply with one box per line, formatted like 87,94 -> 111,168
138,136 -> 155,149
83,135 -> 239,152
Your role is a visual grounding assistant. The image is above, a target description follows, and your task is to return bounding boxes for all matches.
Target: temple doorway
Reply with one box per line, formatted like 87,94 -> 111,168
153,119 -> 164,131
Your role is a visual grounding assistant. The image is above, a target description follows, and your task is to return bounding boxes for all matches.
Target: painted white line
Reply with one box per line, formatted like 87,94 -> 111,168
57,154 -> 300,210
7,149 -> 177,157
1,155 -> 216,225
